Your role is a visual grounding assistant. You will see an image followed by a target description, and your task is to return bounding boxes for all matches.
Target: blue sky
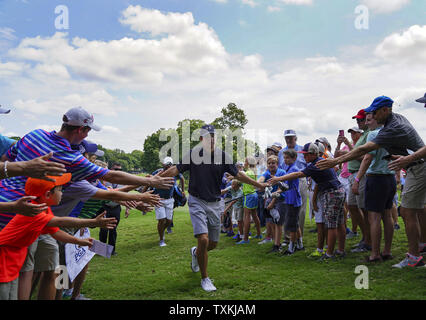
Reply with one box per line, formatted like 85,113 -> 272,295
0,0 -> 425,152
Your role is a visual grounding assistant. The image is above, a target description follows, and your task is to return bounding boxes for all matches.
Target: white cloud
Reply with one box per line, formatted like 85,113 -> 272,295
267,6 -> 282,12
375,25 -> 426,64
360,0 -> 410,14
241,0 -> 258,7
278,0 -> 313,5
0,27 -> 17,41
101,125 -> 122,134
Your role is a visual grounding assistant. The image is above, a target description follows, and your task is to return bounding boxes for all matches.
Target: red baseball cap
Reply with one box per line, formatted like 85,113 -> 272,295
25,173 -> 71,197
352,109 -> 366,119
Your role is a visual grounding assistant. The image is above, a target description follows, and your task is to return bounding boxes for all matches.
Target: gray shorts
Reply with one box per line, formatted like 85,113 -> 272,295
233,207 -> 244,221
401,162 -> 426,209
187,194 -> 223,242
0,278 -> 18,300
21,234 -> 59,273
347,173 -> 366,209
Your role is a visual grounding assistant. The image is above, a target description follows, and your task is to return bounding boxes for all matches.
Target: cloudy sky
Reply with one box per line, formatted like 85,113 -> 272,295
0,0 -> 425,153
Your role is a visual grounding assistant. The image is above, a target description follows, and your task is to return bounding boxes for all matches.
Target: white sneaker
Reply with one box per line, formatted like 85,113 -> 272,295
258,238 -> 272,245
190,246 -> 199,272
159,240 -> 167,247
201,277 -> 216,292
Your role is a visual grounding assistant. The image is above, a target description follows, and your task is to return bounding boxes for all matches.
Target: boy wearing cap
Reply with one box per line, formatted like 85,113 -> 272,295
0,173 -> 117,300
160,124 -> 268,292
269,143 -> 346,261
317,96 -> 426,268
279,129 -> 309,239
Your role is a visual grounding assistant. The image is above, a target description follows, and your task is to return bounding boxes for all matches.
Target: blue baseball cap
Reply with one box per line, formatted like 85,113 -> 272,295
200,124 -> 215,136
415,93 -> 426,107
364,96 -> 393,113
73,140 -> 98,154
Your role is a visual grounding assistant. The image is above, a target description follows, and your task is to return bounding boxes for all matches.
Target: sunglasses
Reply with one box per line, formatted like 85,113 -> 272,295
356,118 -> 365,123
113,167 -> 122,171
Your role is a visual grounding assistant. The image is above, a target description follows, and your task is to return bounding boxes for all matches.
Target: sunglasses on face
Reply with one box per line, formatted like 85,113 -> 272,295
356,118 -> 365,123
113,167 -> 122,171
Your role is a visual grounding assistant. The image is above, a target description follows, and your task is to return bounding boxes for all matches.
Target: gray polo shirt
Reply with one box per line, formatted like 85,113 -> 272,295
51,180 -> 99,217
372,112 -> 424,156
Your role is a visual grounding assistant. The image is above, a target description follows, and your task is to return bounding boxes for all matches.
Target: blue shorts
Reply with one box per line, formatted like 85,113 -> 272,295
243,193 -> 258,209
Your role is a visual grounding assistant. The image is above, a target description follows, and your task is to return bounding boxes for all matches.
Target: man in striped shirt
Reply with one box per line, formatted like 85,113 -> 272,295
0,106 -> 174,300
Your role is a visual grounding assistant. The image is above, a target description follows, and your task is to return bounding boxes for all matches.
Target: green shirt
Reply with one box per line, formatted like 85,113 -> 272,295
242,169 -> 257,195
347,129 -> 370,173
366,128 -> 395,175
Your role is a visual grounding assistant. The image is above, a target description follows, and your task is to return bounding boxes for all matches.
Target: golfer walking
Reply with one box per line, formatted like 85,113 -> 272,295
161,124 -> 268,291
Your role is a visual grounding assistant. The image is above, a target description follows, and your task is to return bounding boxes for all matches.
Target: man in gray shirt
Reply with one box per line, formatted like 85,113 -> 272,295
317,96 -> 425,269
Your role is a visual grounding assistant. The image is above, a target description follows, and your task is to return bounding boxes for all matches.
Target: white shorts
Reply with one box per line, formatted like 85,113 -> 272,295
155,198 -> 175,220
309,190 -> 324,224
338,175 -> 351,203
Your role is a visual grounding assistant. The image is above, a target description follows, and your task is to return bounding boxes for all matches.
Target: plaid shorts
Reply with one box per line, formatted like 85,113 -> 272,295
319,187 -> 346,229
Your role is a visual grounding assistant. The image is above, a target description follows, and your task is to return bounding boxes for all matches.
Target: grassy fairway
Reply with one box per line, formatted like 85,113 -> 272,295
82,206 -> 426,300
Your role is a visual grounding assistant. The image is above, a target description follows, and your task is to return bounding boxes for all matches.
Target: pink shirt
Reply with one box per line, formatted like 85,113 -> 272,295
339,145 -> 351,179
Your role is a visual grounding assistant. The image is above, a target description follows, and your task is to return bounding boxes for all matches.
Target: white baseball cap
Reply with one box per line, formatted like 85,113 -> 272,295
163,157 -> 174,165
63,106 -> 101,131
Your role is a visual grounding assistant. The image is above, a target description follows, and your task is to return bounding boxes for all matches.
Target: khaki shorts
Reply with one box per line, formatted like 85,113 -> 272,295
233,207 -> 244,221
0,278 -> 18,300
401,162 -> 426,210
21,234 -> 59,273
347,173 -> 366,209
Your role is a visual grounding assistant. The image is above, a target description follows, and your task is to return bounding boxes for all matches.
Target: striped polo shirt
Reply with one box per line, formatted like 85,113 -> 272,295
0,129 -> 109,229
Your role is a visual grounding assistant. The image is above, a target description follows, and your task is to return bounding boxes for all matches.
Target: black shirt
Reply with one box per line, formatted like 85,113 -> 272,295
302,158 -> 341,192
372,112 -> 425,156
176,146 -> 239,202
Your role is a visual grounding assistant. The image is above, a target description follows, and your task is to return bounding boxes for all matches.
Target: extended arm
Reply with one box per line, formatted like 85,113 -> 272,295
47,212 -> 117,229
316,141 -> 380,170
268,171 -> 306,185
102,170 -> 174,190
51,230 -> 93,247
388,146 -> 426,171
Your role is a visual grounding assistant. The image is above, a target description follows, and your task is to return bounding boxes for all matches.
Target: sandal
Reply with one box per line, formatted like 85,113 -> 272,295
364,255 -> 382,263
380,254 -> 394,261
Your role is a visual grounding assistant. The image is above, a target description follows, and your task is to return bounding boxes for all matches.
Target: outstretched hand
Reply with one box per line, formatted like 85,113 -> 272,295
316,158 -> 338,170
94,212 -> 117,229
138,190 -> 162,207
77,237 -> 94,248
21,152 -> 67,182
149,175 -> 175,190
13,196 -> 48,217
388,155 -> 409,171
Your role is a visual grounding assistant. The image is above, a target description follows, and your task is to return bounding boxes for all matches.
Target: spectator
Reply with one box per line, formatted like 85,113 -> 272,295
344,109 -> 371,253
270,143 -> 346,261
160,124 -> 267,292
237,156 -> 263,244
278,130 -> 308,239
223,180 -> 244,241
352,113 -> 396,262
0,106 -> 16,157
335,127 -> 364,239
280,149 -> 303,255
317,96 -> 425,268
0,173 -> 116,300
258,155 -> 286,252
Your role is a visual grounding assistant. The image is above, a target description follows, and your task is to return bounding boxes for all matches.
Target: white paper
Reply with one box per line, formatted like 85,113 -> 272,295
89,239 -> 114,258
65,228 -> 96,282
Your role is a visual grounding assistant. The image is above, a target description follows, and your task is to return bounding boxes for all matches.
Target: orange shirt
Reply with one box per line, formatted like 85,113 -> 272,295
0,206 -> 59,282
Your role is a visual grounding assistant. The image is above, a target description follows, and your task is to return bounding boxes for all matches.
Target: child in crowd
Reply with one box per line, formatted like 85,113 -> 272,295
237,156 -> 262,244
223,180 -> 244,241
0,174 -> 117,300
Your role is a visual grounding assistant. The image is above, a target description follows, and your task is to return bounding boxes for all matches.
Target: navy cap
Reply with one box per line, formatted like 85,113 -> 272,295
200,124 -> 215,136
297,143 -> 319,154
364,96 -> 393,113
76,140 -> 98,154
415,93 -> 426,107
284,129 -> 297,137
0,105 -> 11,114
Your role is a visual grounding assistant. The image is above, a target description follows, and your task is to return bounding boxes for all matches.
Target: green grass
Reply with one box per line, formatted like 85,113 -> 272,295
82,206 -> 426,300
